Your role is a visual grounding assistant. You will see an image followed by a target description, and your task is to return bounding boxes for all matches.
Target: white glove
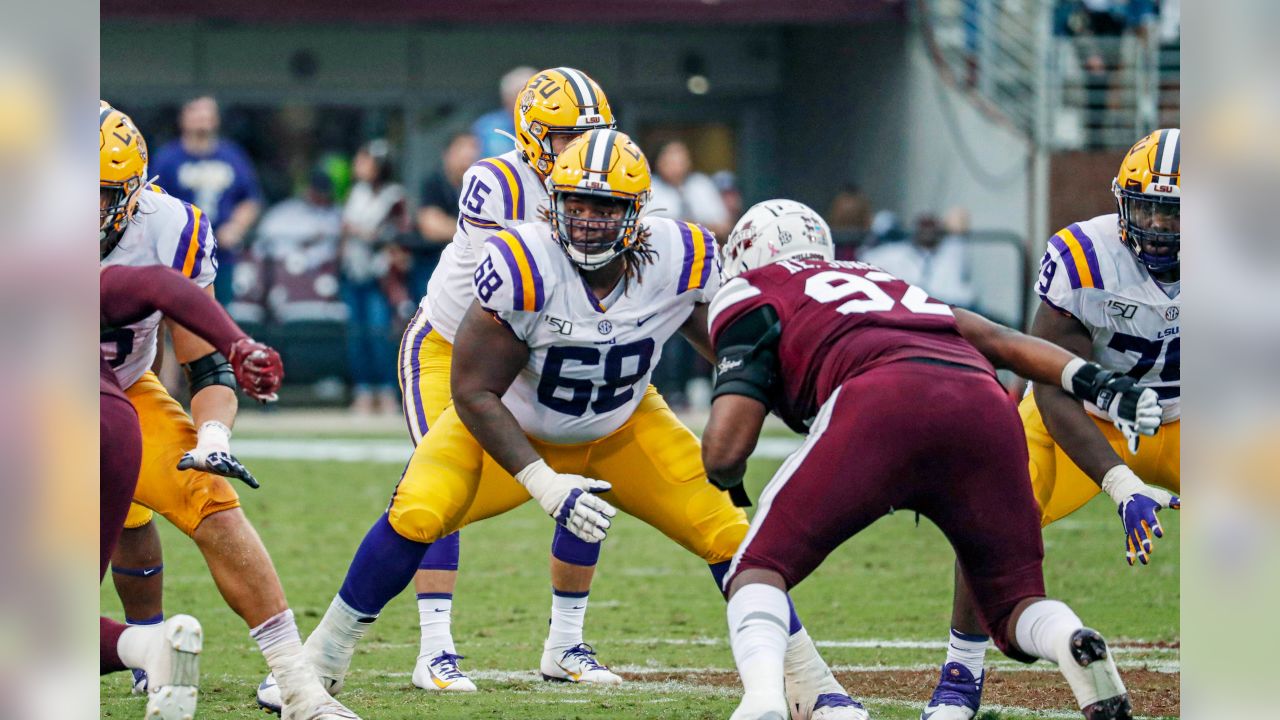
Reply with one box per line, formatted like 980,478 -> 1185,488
1101,465 -> 1180,566
177,421 -> 259,489
516,459 -> 617,543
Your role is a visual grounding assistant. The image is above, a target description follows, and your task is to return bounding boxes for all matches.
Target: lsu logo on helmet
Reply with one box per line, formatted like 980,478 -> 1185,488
514,67 -> 615,177
100,100 -> 149,258
547,129 -> 650,270
1112,128 -> 1180,274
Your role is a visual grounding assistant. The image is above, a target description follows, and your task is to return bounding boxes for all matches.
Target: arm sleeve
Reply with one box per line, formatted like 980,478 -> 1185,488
100,266 -> 247,355
711,304 -> 781,406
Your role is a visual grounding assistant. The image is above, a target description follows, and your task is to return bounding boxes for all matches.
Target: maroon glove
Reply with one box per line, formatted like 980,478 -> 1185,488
229,338 -> 284,402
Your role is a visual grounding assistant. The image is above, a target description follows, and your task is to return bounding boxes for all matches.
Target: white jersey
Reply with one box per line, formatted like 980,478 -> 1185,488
101,186 -> 218,388
1036,213 -> 1180,422
423,149 -> 546,342
476,217 -> 719,443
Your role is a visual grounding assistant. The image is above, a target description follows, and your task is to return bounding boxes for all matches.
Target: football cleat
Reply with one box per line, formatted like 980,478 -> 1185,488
814,693 -> 870,720
729,693 -> 790,720
139,614 -> 202,720
539,643 -> 622,684
281,686 -> 361,720
784,628 -> 862,720
1058,628 -> 1132,720
412,651 -> 477,692
920,662 -> 984,719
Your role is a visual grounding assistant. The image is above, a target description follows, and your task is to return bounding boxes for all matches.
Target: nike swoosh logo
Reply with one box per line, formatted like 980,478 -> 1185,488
140,567 -> 161,577
636,313 -> 659,326
433,608 -> 449,612
572,605 -> 586,610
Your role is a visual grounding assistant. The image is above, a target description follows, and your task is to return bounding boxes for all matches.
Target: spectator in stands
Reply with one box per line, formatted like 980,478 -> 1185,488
151,95 -> 263,302
861,212 -> 978,309
712,170 -> 744,228
827,182 -> 873,258
648,139 -> 733,240
409,131 -> 479,297
340,140 -> 409,415
471,66 -> 536,159
246,169 -> 344,323
868,209 -> 906,246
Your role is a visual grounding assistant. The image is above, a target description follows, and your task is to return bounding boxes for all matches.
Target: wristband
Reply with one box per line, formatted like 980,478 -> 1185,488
197,420 -> 232,453
1100,464 -> 1143,506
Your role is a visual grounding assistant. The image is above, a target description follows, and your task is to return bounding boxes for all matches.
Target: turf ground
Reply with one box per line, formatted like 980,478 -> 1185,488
100,426 -> 1179,719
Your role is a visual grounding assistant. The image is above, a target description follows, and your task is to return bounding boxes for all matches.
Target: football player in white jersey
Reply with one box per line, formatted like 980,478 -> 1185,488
386,67 -> 619,694
922,129 -> 1181,720
279,130 -> 866,720
100,102 -> 360,720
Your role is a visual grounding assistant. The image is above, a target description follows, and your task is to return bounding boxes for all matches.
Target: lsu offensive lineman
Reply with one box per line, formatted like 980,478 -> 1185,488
100,102 -> 360,720
922,130 -> 1182,720
385,67 -> 620,694
276,130 -> 865,720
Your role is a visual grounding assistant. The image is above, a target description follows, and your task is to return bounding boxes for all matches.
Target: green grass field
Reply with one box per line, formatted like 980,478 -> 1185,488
101,432 -> 1179,719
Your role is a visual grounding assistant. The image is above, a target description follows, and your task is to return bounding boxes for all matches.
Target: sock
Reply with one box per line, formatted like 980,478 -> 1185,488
418,593 -> 455,656
946,628 -> 989,678
338,513 -> 430,616
126,611 -> 164,626
251,608 -> 328,704
101,617 -> 128,674
1013,600 -> 1082,664
727,583 -> 790,701
419,532 -> 460,571
710,561 -> 803,634
545,589 -> 589,650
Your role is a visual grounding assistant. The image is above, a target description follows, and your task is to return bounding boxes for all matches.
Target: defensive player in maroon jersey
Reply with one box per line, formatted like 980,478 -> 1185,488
100,264 -> 283,719
702,201 -> 1162,720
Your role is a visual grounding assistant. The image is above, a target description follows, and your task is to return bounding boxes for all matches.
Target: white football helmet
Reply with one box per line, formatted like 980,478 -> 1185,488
720,199 -> 834,281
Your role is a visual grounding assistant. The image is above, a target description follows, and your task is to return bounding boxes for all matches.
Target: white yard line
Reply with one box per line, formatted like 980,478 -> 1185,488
234,436 -> 806,463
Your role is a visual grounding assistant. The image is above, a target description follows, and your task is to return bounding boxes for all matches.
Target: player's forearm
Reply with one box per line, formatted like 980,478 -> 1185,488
955,308 -> 1074,385
454,391 -> 541,475
101,267 -> 247,355
701,395 -> 767,485
1033,382 -> 1124,485
189,385 -> 239,430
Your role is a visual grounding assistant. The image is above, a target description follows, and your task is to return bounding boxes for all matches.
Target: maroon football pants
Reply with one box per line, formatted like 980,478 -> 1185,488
101,390 -> 143,674
729,360 -> 1045,660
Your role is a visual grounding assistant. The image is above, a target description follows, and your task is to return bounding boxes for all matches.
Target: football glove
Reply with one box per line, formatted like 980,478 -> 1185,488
708,474 -> 753,507
1062,359 -> 1162,452
177,420 -> 260,489
516,459 -> 616,543
229,337 -> 284,403
1100,465 -> 1180,566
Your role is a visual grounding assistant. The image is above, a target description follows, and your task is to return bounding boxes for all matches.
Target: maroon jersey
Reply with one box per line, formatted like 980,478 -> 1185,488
708,257 -> 994,431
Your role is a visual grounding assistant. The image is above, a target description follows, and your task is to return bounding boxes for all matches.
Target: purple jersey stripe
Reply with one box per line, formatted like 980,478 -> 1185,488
697,224 -> 715,288
677,221 -> 696,292
494,157 -> 526,218
461,213 -> 502,229
1066,223 -> 1104,290
190,210 -> 211,278
477,160 -> 512,219
507,227 -> 544,310
409,319 -> 433,436
1047,233 -> 1082,289
487,236 -> 525,310
172,204 -> 196,272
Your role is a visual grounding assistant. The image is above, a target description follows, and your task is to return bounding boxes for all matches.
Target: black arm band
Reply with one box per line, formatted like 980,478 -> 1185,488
182,351 -> 238,395
712,305 -> 781,407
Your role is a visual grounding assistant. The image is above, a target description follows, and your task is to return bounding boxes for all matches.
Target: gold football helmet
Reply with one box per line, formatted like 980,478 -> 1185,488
1113,128 -> 1180,273
100,100 -> 148,258
547,128 -> 650,270
514,67 -> 615,178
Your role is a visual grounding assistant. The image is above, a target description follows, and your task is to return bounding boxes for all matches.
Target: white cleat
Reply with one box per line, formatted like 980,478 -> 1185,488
141,614 -> 202,720
783,628 -> 866,720
282,686 -> 361,720
1057,628 -> 1132,720
729,692 -> 790,720
413,650 -> 477,692
539,643 -> 622,684
257,620 -> 356,714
